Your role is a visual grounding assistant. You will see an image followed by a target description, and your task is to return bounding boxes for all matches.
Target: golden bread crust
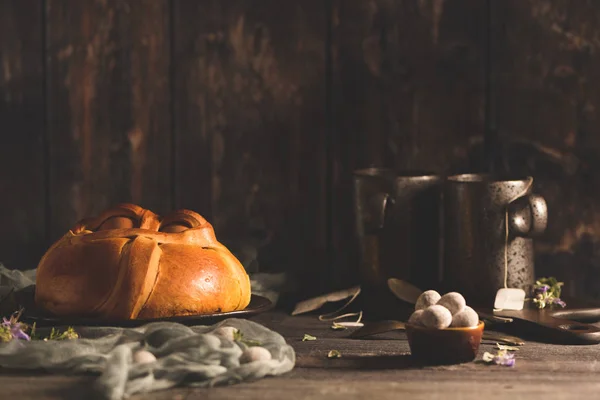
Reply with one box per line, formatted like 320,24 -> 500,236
35,204 -> 251,319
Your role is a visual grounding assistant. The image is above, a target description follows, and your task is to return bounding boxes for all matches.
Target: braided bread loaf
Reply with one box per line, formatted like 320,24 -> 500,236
35,204 -> 251,319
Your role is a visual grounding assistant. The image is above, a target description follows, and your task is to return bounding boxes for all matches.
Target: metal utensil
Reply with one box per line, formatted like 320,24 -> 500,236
353,169 -> 442,290
349,320 -> 525,346
443,174 -> 547,306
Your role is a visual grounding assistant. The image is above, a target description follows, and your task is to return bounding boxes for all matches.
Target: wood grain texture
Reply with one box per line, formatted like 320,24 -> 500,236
0,0 -> 46,269
491,0 -> 600,301
172,0 -> 328,292
5,368 -> 600,400
46,0 -> 171,242
330,0 -> 486,287
4,312 -> 600,399
5,0 -> 600,306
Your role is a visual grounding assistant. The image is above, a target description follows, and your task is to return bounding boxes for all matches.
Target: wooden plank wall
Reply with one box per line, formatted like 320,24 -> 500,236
492,0 -> 600,299
46,0 -> 172,240
330,0 -> 486,286
172,0 -> 328,293
0,1 -> 46,271
2,0 -> 600,300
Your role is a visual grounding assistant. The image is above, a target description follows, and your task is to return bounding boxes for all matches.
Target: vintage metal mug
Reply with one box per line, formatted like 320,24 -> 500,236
443,174 -> 548,307
353,168 -> 442,292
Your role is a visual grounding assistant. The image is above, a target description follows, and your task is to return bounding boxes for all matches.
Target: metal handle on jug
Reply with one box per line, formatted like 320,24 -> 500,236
508,193 -> 548,238
366,192 -> 392,230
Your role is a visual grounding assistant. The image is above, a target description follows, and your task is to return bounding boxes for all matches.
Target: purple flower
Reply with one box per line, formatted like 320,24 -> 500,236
534,285 -> 550,294
549,298 -> 566,308
11,325 -> 30,341
495,351 -> 516,366
1,315 -> 30,342
528,278 -> 567,309
482,350 -> 516,367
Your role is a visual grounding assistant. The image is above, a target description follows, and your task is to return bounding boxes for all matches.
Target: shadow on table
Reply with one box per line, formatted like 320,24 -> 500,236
296,354 -> 453,369
0,371 -> 100,400
43,378 -> 103,400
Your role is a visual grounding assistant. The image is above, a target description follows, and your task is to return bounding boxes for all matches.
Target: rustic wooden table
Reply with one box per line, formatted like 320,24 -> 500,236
3,311 -> 600,399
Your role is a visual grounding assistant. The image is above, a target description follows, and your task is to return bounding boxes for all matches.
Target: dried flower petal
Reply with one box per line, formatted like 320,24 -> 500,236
549,298 -> 566,308
0,312 -> 30,342
0,310 -> 80,343
495,350 -> 516,367
302,334 -> 317,341
232,329 -> 261,346
12,327 -> 30,341
327,350 -> 341,358
482,349 -> 516,367
60,327 -> 79,340
535,285 -> 550,294
0,326 -> 12,342
233,329 -> 244,342
504,357 -> 516,367
527,277 -> 566,309
496,343 -> 520,351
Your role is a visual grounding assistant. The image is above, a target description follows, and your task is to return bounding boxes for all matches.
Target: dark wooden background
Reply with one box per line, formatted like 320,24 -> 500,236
2,0 -> 600,300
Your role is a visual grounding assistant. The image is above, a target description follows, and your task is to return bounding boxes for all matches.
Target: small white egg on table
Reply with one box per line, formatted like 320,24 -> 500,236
133,350 -> 157,364
240,346 -> 272,363
212,326 -> 238,341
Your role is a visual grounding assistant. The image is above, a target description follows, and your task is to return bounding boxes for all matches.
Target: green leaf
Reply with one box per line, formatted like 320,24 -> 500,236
29,322 -> 38,340
0,326 -> 12,342
232,329 -> 262,346
43,326 -> 79,341
1,309 -> 81,341
233,329 -> 244,341
531,277 -> 566,309
302,334 -> 317,341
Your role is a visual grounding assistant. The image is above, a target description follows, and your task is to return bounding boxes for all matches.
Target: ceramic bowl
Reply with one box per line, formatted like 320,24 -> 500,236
405,321 -> 485,365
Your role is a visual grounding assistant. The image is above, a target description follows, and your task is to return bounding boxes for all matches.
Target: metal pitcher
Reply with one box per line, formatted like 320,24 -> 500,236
443,174 -> 548,307
353,168 -> 442,292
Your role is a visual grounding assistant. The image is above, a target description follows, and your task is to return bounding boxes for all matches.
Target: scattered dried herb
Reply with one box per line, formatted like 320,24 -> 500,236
496,343 -> 520,351
232,329 -> 261,347
44,326 -> 79,341
0,309 -> 29,342
528,277 -> 566,309
302,334 -> 317,341
327,350 -> 341,359
482,349 -> 516,367
330,322 -> 347,331
0,309 -> 78,343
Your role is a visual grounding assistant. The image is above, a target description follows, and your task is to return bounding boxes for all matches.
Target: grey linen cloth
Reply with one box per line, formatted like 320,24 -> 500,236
0,265 -> 295,399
